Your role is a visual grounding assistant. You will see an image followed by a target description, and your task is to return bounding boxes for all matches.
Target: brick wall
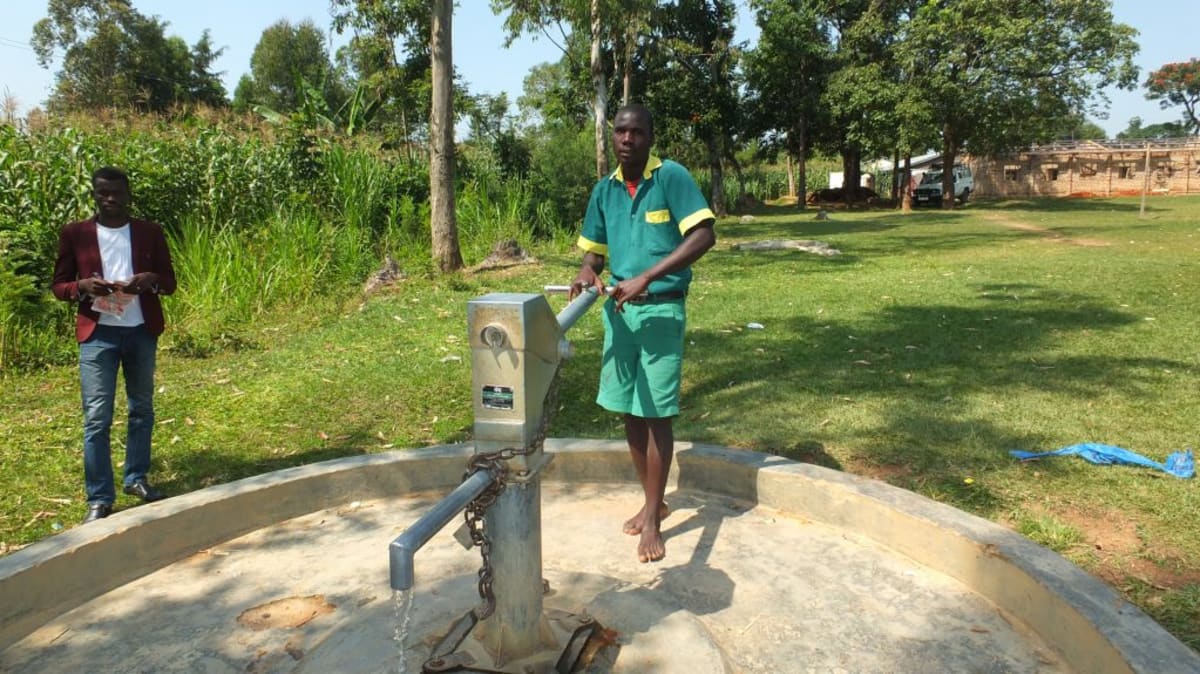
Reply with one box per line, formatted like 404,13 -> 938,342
969,140 -> 1200,198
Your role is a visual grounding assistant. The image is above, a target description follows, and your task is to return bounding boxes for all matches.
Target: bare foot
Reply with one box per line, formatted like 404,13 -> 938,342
638,526 -> 666,563
623,502 -> 669,536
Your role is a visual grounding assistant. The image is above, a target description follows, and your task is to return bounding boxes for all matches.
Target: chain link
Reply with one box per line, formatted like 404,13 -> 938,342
463,365 -> 562,621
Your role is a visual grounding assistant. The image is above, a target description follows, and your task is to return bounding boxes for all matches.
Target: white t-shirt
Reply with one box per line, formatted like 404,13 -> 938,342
95,223 -> 145,327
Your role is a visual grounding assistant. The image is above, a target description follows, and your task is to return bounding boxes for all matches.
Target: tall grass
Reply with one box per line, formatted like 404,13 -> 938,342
694,160 -> 838,209
168,203 -> 400,351
455,175 -> 537,260
0,111 -> 595,369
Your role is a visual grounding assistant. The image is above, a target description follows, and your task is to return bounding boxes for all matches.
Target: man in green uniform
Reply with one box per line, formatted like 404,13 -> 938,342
570,104 -> 716,563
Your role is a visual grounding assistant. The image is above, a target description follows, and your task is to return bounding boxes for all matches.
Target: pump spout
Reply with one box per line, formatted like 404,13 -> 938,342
389,469 -> 497,591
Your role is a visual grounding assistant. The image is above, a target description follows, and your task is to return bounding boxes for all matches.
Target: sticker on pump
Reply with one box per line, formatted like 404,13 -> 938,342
482,385 -> 515,410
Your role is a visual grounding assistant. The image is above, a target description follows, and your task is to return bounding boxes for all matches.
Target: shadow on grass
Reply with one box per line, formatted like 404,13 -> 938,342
157,427 -> 380,499
556,281 -> 1190,518
983,197 -> 1169,214
714,205 -> 1067,263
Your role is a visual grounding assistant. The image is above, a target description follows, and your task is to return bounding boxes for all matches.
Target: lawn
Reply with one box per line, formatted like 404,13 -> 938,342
1,195 -> 1197,650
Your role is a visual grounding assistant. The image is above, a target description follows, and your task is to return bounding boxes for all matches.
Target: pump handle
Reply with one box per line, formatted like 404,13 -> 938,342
543,285 -> 613,295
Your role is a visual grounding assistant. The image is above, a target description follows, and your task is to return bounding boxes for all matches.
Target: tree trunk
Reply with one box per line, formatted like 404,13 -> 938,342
795,123 -> 808,211
723,147 -> 747,212
786,154 -> 796,199
622,24 -> 634,106
842,147 -> 862,205
901,153 -> 913,213
707,134 -> 726,217
401,108 -> 411,162
891,148 -> 900,201
941,122 -> 958,210
591,0 -> 609,178
622,62 -> 632,106
430,0 -> 462,271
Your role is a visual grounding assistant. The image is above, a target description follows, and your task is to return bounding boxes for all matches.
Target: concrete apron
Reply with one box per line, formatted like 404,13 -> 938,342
0,441 -> 1195,673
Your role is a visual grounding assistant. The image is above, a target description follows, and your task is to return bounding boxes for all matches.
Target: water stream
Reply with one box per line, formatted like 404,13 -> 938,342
393,588 -> 415,673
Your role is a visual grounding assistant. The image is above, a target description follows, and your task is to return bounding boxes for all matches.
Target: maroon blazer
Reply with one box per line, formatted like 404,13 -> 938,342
51,217 -> 177,343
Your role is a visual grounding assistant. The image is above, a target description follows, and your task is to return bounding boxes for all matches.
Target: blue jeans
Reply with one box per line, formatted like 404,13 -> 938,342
79,324 -> 158,505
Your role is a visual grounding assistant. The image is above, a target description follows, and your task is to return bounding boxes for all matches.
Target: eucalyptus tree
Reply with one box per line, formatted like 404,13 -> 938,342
636,0 -> 742,216
899,0 -> 1139,208
331,0 -> 462,271
743,0 -> 833,205
429,0 -> 462,271
332,0 -> 431,151
493,0 -> 656,179
32,0 -> 226,112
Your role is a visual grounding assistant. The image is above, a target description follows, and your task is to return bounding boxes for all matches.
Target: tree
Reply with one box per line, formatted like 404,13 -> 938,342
1145,59 -> 1200,135
186,30 -> 228,108
32,0 -> 227,112
814,0 -> 915,206
235,20 -> 340,114
743,0 -> 832,206
1055,114 -> 1107,141
517,58 -> 592,128
494,0 -> 607,177
900,0 -> 1138,208
642,0 -> 743,217
430,0 -> 463,271
1116,116 -> 1188,140
332,0 -> 431,154
494,0 -> 656,179
330,0 -> 461,271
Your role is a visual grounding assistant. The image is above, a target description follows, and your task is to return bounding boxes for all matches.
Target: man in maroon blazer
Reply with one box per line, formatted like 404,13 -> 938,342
52,166 -> 177,523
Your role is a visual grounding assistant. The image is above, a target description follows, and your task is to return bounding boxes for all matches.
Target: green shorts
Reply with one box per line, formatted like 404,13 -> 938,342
597,298 -> 686,418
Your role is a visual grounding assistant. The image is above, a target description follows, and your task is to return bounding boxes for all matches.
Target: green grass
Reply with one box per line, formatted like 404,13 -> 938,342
2,196 -> 1199,651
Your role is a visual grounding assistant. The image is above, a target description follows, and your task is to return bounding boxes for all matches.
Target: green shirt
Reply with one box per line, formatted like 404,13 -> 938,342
578,156 -> 715,294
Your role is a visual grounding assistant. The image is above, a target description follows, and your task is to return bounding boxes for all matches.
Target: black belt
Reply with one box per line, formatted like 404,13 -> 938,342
624,290 -> 686,304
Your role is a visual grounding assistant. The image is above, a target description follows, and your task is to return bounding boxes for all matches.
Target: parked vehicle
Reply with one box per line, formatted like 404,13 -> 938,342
913,164 -> 973,205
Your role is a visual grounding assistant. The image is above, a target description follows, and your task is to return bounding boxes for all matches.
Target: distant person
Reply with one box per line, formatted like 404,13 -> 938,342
52,166 -> 177,523
569,104 -> 716,563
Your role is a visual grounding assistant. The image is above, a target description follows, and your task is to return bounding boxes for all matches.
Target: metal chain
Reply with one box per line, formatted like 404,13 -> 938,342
463,365 -> 562,621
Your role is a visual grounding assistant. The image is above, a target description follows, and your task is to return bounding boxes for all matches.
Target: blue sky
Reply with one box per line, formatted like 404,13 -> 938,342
0,1 -> 1193,137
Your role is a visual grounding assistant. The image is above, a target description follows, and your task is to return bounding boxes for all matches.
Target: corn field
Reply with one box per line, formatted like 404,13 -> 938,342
1,113 -> 797,371
0,117 -> 434,369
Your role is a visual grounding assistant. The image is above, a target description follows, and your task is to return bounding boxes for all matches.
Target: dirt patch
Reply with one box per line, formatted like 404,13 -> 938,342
1051,506 -> 1200,590
237,595 -> 336,631
843,456 -> 912,482
982,213 -> 1111,247
469,239 -> 537,272
362,255 -> 406,297
730,239 -> 841,256
1056,506 -> 1141,556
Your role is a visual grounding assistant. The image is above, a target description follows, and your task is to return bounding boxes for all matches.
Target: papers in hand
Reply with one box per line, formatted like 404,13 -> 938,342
92,291 -> 135,317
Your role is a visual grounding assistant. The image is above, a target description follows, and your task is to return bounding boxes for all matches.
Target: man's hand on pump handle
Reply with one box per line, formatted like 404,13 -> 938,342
568,272 -> 648,312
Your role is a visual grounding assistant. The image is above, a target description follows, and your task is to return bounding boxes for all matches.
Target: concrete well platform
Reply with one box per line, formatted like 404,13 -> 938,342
1,440 -> 1196,673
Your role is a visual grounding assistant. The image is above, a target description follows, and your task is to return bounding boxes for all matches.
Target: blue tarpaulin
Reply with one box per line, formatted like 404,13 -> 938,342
1010,443 -> 1194,479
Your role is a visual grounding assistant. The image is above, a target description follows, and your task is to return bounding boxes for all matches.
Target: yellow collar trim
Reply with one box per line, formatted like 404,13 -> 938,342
612,156 -> 663,182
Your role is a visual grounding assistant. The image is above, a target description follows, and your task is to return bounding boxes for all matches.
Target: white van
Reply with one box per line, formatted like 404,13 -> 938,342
913,164 -> 973,205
